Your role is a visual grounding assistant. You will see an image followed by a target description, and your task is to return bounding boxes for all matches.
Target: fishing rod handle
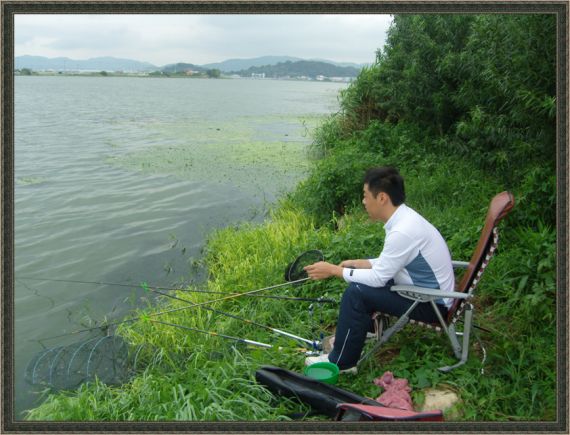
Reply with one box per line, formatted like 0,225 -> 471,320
242,339 -> 273,349
271,328 -> 314,346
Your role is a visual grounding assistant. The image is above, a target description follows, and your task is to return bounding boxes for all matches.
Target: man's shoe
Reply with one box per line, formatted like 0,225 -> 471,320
366,332 -> 378,341
305,353 -> 331,366
304,353 -> 358,375
339,366 -> 358,375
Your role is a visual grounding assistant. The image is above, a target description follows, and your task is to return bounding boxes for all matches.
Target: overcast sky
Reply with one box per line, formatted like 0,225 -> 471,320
15,14 -> 393,66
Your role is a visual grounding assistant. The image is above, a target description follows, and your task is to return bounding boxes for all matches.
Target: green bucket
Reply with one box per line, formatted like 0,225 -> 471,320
304,361 -> 340,384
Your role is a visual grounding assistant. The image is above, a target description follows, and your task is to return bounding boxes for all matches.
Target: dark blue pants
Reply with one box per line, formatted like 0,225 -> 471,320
328,282 -> 448,369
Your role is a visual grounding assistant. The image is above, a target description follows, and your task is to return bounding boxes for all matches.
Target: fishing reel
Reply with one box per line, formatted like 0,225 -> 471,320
295,339 -> 322,356
306,338 -> 323,355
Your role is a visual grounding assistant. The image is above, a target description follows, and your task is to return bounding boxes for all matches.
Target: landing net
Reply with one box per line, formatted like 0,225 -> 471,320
25,334 -> 155,391
285,249 -> 324,282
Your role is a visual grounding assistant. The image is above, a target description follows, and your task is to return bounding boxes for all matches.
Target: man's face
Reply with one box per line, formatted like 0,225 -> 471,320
362,183 -> 385,221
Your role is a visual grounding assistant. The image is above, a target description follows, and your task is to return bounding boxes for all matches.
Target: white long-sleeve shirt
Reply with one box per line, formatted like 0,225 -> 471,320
342,204 -> 455,308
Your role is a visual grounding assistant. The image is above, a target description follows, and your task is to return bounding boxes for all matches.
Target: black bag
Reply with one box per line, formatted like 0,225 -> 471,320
255,365 -> 383,418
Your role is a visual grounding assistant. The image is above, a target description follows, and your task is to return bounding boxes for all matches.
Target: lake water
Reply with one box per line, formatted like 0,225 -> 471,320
13,76 -> 346,417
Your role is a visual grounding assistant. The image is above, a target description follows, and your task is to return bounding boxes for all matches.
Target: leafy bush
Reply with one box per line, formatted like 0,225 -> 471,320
304,13 -> 556,227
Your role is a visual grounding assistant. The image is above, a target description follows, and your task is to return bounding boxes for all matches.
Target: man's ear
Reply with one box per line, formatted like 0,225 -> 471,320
379,192 -> 393,206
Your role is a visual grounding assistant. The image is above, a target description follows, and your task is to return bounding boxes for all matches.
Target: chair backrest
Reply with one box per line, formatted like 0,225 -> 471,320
448,191 -> 515,322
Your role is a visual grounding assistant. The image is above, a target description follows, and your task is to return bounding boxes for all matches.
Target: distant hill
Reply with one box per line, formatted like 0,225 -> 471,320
201,56 -> 302,72
15,55 -> 158,72
15,55 -> 366,76
203,56 -> 368,72
308,58 -> 370,69
232,60 -> 361,79
160,63 -> 206,74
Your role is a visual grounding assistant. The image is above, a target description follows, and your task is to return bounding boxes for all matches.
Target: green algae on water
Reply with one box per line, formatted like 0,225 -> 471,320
106,114 -> 324,197
16,177 -> 47,186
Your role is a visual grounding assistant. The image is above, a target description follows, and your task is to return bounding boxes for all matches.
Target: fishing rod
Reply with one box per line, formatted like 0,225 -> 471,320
35,250 -> 326,343
34,277 -> 311,343
149,319 -> 273,349
18,276 -> 335,304
171,250 -> 324,311
141,283 -> 320,348
148,320 -> 319,355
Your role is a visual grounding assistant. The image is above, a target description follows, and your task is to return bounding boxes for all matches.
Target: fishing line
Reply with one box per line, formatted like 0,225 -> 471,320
148,320 -> 318,355
35,250 -> 326,343
333,328 -> 351,366
148,319 -> 273,349
142,283 -> 318,347
18,276 -> 334,303
16,279 -> 56,309
35,279 -> 314,343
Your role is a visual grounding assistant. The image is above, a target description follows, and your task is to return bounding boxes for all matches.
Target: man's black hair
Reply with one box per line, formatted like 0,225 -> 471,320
363,167 -> 405,206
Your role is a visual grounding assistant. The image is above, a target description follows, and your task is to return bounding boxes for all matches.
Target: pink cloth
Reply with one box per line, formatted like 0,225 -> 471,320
373,371 -> 414,411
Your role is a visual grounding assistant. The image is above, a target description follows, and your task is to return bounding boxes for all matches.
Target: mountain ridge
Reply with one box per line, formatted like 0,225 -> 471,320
15,55 -> 368,74
231,60 -> 361,79
15,55 -> 157,72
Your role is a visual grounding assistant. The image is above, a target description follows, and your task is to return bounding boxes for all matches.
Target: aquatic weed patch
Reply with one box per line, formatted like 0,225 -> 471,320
15,176 -> 48,186
106,114 -> 321,197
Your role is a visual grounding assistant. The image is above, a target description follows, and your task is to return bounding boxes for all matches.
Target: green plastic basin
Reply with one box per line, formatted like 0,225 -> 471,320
304,361 -> 340,384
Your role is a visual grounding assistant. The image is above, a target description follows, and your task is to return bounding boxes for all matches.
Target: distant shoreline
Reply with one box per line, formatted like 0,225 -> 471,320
14,71 -> 353,83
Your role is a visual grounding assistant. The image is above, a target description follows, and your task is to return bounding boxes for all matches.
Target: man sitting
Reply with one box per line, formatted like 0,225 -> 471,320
304,166 -> 455,373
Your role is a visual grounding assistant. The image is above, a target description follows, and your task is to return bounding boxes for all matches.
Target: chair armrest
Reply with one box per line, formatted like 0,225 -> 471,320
391,285 -> 471,300
452,260 -> 469,269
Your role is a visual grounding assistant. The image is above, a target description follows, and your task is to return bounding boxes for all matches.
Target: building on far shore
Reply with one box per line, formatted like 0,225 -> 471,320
330,77 -> 353,83
315,75 -> 352,82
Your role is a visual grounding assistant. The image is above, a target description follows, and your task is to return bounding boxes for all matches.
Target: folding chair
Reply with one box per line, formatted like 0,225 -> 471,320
358,191 -> 515,372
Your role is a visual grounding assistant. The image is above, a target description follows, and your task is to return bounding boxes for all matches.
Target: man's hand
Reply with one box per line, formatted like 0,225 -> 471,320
303,261 -> 343,280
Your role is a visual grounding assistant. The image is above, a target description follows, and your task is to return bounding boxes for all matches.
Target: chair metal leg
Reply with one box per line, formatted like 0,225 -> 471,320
439,304 -> 474,372
430,300 -> 462,359
446,324 -> 463,360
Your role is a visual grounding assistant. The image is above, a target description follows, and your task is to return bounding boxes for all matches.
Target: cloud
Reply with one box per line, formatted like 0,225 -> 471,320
196,15 -> 392,63
15,14 -> 392,65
